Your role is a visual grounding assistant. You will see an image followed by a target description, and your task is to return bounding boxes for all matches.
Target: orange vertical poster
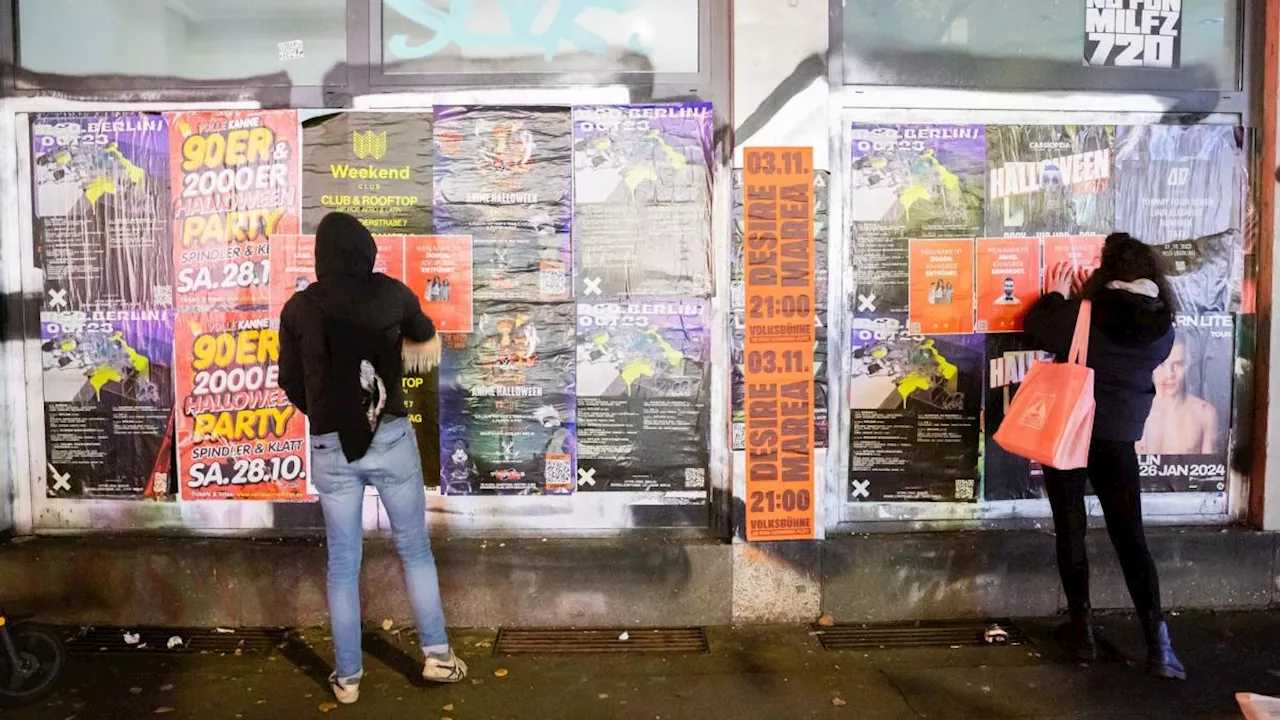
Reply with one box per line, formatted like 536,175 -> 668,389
908,238 -> 975,335
1043,235 -> 1106,290
975,237 -> 1040,333
742,147 -> 816,542
405,235 -> 474,333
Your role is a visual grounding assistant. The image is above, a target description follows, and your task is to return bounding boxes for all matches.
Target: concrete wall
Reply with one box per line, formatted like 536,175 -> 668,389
1,528 -> 1273,627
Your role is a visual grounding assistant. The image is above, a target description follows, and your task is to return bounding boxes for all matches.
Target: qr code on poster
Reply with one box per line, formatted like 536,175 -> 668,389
545,455 -> 574,491
152,285 -> 173,306
540,268 -> 568,298
732,423 -> 745,451
277,40 -> 306,61
730,280 -> 744,310
684,467 -> 706,489
955,478 -> 975,500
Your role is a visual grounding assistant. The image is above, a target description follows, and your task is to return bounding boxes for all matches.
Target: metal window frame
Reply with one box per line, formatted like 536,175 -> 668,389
3,0 -> 362,107
823,0 -> 1260,532
367,0 -> 713,97
835,0 -> 1249,100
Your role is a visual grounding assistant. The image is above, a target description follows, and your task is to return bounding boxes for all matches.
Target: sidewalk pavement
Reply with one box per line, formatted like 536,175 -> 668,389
10,611 -> 1280,719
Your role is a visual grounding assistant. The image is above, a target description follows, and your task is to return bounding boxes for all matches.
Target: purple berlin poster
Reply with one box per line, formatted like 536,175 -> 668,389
572,103 -> 714,300
849,123 -> 985,317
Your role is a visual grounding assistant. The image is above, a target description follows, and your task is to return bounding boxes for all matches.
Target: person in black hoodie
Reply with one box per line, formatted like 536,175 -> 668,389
279,212 -> 467,705
1023,232 -> 1184,680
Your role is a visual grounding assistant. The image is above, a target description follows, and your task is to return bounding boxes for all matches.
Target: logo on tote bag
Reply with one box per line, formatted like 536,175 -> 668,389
1020,394 -> 1050,430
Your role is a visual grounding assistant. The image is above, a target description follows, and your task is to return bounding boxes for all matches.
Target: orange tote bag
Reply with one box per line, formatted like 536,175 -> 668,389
993,300 -> 1095,470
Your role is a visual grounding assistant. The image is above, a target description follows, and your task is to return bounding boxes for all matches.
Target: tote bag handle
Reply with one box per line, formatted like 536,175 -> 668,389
1067,300 -> 1092,366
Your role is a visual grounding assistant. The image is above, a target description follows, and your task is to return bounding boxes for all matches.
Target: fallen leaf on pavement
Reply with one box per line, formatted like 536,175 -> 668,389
494,668 -> 509,678
381,619 -> 394,631
129,687 -> 143,695
319,701 -> 339,713
817,614 -> 835,627
154,708 -> 176,715
167,636 -> 184,650
618,631 -> 630,641
442,704 -> 454,711
832,698 -> 847,707
160,685 -> 174,692
123,632 -> 141,646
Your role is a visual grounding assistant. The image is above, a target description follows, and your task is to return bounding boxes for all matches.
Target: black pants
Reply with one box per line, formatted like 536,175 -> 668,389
1043,439 -> 1163,638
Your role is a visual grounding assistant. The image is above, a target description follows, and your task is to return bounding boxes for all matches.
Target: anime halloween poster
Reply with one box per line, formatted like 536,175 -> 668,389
433,106 -> 572,303
437,301 -> 576,495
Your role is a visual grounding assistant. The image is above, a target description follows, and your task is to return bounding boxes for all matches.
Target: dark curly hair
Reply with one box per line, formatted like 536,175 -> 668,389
1080,232 -> 1177,326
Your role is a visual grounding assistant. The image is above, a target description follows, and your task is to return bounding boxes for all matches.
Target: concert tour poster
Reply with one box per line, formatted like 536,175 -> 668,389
438,301 -> 577,495
40,308 -> 174,498
168,110 -> 300,311
572,104 -> 714,300
302,111 -> 433,234
433,106 -> 572,303
1115,125 -> 1243,314
975,237 -> 1040,333
576,299 -> 710,492
731,170 -> 830,451
1137,313 -> 1234,493
983,333 -> 1051,501
848,314 -> 983,503
849,123 -> 984,318
31,112 -> 173,310
174,311 -> 310,501
985,125 -> 1114,238
908,238 -> 975,335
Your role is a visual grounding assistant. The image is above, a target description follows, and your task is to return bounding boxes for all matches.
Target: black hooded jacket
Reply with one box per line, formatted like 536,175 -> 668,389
279,213 -> 435,461
1023,287 -> 1174,443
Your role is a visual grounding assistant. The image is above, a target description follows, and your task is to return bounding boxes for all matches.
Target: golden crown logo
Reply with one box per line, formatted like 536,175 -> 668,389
352,130 -> 387,160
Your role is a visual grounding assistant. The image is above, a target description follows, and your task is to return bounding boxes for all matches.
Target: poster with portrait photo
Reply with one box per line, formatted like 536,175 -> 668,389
985,125 -> 1114,238
1136,313 -> 1233,493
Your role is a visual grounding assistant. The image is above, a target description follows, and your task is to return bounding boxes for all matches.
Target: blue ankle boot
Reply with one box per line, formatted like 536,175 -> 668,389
1146,621 -> 1186,680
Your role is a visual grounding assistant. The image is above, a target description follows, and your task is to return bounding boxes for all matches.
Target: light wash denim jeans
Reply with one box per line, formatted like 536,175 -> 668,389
310,416 -> 449,683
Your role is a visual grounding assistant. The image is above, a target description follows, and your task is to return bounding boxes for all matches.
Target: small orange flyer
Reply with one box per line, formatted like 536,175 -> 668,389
908,238 -> 975,335
269,235 -> 406,314
975,237 -> 1040,333
1043,235 -> 1105,289
405,235 -> 474,333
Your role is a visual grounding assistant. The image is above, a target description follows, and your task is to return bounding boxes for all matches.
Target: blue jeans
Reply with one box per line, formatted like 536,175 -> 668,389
310,416 -> 449,682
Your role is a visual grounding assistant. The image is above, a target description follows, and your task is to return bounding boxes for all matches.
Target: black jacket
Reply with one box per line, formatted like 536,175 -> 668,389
279,213 -> 435,461
1023,287 -> 1174,443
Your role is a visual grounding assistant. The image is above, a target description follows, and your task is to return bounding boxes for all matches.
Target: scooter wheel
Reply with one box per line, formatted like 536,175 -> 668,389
0,623 -> 66,707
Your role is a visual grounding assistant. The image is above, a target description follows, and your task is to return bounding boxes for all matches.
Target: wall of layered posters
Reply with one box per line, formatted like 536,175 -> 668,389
847,122 -> 1246,504
28,104 -> 715,503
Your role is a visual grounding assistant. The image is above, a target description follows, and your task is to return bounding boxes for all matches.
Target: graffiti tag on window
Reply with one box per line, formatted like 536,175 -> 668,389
384,0 -> 646,62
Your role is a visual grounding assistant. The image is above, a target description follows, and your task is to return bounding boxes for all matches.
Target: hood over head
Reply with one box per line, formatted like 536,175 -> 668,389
315,212 -> 376,280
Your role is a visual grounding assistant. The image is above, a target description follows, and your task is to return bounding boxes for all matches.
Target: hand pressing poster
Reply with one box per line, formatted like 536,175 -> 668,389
975,237 -> 1040,333
986,125 -> 1114,238
1043,235 -> 1106,284
1136,313 -> 1233,493
908,238 -> 975,335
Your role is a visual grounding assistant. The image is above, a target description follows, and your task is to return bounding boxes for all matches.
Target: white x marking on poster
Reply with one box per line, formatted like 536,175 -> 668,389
47,289 -> 67,310
577,468 -> 597,487
48,463 -> 71,492
857,294 -> 877,312
582,278 -> 603,296
850,480 -> 870,500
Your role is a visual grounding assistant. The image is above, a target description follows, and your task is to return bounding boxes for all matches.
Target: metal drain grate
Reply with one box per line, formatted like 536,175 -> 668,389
494,627 -> 709,655
815,620 -> 1028,651
67,627 -> 288,656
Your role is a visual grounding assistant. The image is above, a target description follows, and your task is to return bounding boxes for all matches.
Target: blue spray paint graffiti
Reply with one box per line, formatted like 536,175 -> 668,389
384,0 -> 648,62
